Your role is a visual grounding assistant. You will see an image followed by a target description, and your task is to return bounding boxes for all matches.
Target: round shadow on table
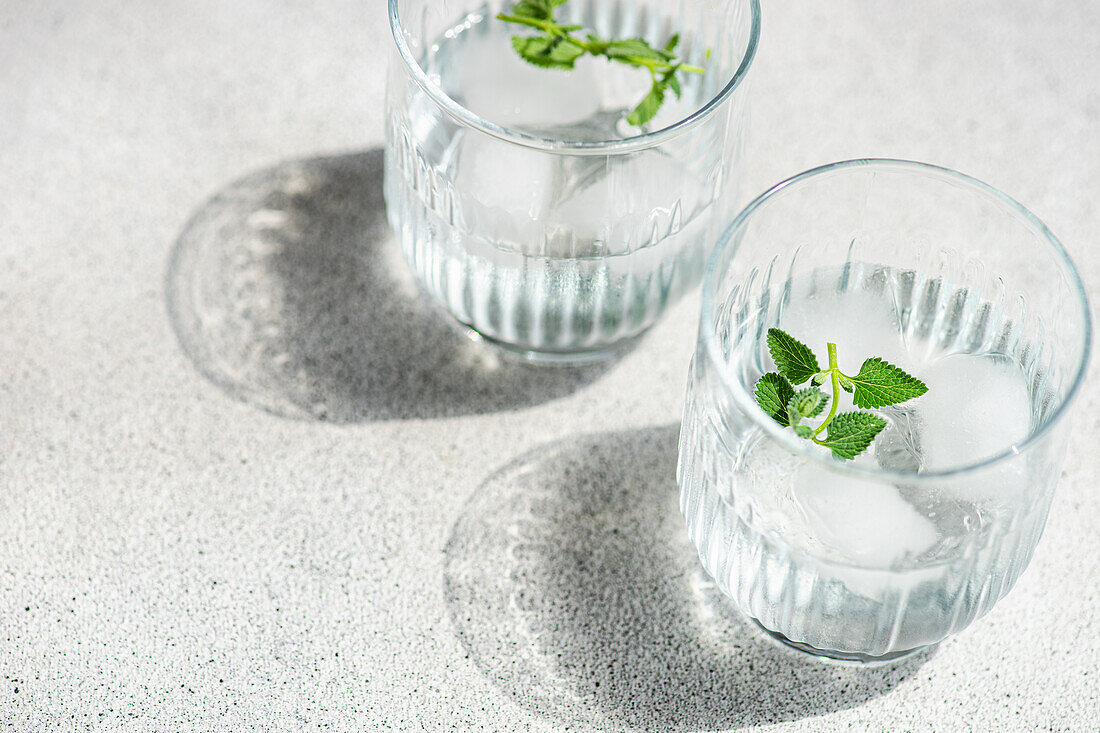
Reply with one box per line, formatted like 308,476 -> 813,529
444,425 -> 932,731
166,149 -> 613,423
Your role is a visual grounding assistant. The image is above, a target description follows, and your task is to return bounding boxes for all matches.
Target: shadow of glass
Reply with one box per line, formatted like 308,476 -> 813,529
165,149 -> 614,422
444,425 -> 932,731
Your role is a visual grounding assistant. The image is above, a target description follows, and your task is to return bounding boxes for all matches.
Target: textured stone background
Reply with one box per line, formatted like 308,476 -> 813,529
2,1 -> 1097,730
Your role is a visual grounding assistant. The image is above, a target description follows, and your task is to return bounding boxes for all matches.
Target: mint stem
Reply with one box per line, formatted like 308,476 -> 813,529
812,342 -> 840,440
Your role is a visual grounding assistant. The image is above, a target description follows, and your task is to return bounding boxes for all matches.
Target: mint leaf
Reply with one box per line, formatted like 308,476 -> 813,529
511,35 -> 586,70
849,357 -> 929,408
511,0 -> 567,20
819,412 -> 888,460
664,33 -> 681,53
787,402 -> 803,428
766,328 -> 821,385
793,425 -> 815,439
626,82 -> 665,127
790,387 -> 827,419
605,38 -> 674,63
754,372 -> 795,427
664,66 -> 682,98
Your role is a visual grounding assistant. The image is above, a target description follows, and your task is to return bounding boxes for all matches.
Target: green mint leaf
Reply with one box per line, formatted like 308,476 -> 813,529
839,376 -> 854,393
511,35 -> 585,70
793,425 -> 815,439
510,0 -> 548,20
754,372 -> 795,427
790,387 -> 827,419
664,33 -> 681,53
766,328 -> 821,385
849,357 -> 929,408
787,402 -> 803,428
819,411 -> 888,460
605,38 -> 674,63
626,81 -> 665,127
664,67 -> 682,98
510,0 -> 565,20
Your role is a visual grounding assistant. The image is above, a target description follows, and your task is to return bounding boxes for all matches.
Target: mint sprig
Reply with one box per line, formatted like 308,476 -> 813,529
497,0 -> 704,128
753,328 -> 929,461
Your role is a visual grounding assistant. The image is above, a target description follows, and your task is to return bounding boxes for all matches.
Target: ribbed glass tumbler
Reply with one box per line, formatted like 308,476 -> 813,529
677,160 -> 1091,662
384,0 -> 759,363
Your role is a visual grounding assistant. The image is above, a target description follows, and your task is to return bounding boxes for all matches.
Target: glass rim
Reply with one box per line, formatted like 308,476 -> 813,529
700,158 -> 1093,484
387,0 -> 761,155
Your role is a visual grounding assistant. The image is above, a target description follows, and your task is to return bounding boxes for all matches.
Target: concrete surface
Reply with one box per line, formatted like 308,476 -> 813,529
2,0 -> 1098,730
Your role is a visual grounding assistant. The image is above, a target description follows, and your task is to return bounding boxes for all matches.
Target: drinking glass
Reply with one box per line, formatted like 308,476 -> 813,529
678,159 -> 1091,662
384,0 -> 759,363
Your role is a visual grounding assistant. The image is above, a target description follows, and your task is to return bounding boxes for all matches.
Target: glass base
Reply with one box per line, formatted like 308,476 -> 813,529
468,328 -> 642,366
751,619 -> 931,665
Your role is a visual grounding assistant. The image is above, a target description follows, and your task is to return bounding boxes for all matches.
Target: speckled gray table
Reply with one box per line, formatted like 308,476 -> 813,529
3,1 -> 1098,730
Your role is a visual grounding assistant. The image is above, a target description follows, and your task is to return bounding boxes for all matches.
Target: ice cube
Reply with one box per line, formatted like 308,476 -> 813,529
917,354 -> 1030,470
452,131 -> 556,251
792,462 -> 939,567
776,280 -> 913,376
444,33 -> 601,129
914,353 -> 1032,500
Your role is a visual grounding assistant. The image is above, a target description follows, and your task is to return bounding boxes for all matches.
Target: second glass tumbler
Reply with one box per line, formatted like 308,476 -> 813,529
384,0 -> 760,363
